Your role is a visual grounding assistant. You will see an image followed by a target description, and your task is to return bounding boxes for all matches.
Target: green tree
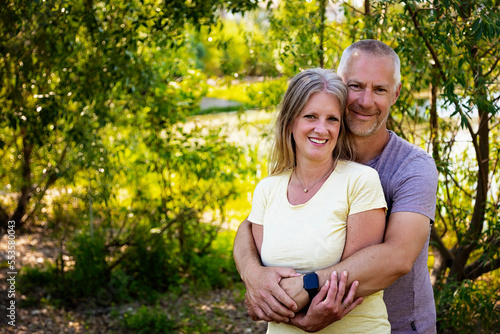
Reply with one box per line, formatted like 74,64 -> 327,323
267,0 -> 342,75
373,0 -> 500,330
267,0 -> 499,330
4,0 -> 262,308
383,0 -> 500,283
0,0 -> 260,232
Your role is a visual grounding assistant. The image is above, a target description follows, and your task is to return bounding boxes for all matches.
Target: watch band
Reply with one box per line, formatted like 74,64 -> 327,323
303,272 -> 319,301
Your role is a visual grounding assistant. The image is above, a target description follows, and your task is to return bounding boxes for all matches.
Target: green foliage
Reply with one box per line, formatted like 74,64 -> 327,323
206,79 -> 254,104
5,0 -> 500,330
189,230 -> 240,289
246,77 -> 288,110
434,279 -> 500,333
195,15 -> 278,77
17,262 -> 59,307
67,231 -> 110,299
122,305 -> 175,334
269,0 -> 340,75
205,77 -> 288,111
4,0 -> 261,312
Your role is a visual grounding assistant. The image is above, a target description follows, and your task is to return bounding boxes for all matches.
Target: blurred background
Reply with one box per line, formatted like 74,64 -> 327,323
0,0 -> 499,333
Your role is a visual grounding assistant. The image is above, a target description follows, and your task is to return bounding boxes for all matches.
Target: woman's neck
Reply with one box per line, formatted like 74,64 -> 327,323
294,159 -> 335,189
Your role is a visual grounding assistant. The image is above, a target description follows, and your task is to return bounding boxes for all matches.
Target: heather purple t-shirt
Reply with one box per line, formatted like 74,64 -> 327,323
366,130 -> 438,334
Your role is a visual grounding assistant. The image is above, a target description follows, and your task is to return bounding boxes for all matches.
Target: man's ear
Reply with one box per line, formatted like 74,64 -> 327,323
393,82 -> 402,104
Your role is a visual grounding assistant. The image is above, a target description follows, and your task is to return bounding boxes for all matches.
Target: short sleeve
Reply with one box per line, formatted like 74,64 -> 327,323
391,154 -> 438,221
348,167 -> 387,216
247,180 -> 267,225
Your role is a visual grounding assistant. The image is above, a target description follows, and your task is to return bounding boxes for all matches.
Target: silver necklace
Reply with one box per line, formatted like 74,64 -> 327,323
294,164 -> 335,193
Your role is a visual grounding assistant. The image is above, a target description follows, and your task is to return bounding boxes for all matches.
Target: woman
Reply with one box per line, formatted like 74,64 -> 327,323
247,68 -> 390,333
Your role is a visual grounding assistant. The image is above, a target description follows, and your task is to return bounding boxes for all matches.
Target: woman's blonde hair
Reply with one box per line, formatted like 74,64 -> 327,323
269,68 -> 354,176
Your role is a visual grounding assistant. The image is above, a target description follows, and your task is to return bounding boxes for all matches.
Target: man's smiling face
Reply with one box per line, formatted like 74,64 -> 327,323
342,52 -> 401,138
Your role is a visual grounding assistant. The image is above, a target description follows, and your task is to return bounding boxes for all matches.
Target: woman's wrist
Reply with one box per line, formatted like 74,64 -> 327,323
280,275 -> 310,311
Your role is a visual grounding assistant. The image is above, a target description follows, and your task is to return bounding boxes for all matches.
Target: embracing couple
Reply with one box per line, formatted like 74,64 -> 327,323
233,40 -> 438,334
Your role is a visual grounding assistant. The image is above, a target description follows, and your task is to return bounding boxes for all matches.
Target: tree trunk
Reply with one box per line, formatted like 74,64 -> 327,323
318,0 -> 326,68
9,131 -> 33,231
447,46 -> 489,282
364,0 -> 374,39
429,66 -> 440,162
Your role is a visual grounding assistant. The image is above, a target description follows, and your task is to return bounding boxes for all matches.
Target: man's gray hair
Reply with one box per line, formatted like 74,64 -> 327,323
337,39 -> 401,87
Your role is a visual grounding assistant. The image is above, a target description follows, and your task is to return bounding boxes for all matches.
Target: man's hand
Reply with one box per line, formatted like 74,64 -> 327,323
289,271 -> 363,332
244,266 -> 301,323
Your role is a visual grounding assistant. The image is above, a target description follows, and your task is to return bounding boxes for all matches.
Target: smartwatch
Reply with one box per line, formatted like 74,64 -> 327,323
303,272 -> 319,301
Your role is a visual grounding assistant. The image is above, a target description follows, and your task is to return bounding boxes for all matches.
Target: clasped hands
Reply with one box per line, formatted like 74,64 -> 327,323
244,266 -> 363,332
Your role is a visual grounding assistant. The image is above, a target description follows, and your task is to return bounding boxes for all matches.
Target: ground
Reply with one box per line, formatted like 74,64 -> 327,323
0,232 -> 267,333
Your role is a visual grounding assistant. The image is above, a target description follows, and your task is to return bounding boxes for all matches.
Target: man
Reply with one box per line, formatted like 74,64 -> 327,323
233,40 -> 438,333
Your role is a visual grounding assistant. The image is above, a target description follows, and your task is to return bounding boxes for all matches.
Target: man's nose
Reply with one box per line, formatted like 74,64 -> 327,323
359,89 -> 375,108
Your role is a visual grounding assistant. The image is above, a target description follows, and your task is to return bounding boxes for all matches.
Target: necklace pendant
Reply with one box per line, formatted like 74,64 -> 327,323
303,189 -> 308,193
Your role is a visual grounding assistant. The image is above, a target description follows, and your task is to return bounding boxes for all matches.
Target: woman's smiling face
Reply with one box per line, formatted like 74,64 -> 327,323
292,91 -> 342,165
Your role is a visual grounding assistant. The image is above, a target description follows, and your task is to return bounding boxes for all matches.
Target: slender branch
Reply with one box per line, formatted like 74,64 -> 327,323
444,170 -> 473,198
407,2 -> 481,166
490,117 -> 500,130
406,4 -> 446,82
106,208 -> 193,272
20,141 -> 70,225
478,38 -> 500,59
489,152 -> 499,190
430,225 -> 454,264
464,256 -> 500,280
342,2 -> 365,15
484,55 -> 500,78
492,94 -> 500,104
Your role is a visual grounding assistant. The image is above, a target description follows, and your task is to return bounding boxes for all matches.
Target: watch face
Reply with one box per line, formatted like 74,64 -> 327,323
304,273 -> 319,290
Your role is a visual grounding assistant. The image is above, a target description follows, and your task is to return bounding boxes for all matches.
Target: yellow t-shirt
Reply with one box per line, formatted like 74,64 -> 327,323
248,160 -> 390,333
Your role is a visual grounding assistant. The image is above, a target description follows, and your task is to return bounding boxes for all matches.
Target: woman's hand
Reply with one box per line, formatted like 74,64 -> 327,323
279,275 -> 310,311
289,271 -> 363,332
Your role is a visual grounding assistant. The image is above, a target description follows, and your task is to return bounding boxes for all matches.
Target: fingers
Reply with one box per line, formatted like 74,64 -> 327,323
263,298 -> 294,322
335,271 -> 348,303
312,279 -> 330,303
273,282 -> 299,312
343,295 -> 364,315
325,271 -> 342,307
275,266 -> 301,310
324,271 -> 361,315
243,267 -> 299,322
245,294 -> 290,323
249,292 -> 294,322
275,266 -> 301,278
340,279 -> 364,315
342,279 -> 359,305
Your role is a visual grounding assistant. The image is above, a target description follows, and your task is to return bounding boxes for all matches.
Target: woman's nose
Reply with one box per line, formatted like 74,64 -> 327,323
314,121 -> 328,134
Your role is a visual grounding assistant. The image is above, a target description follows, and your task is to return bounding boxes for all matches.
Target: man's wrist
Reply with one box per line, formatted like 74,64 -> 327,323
241,261 -> 263,284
